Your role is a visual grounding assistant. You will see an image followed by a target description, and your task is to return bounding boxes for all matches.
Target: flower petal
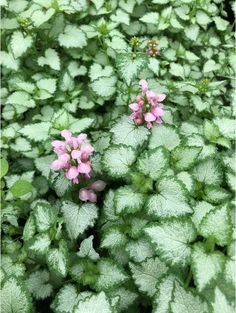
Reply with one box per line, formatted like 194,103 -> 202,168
144,112 -> 156,122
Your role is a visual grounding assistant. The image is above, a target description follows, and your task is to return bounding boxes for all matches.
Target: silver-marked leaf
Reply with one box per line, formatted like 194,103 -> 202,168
149,125 -> 181,151
130,257 -> 168,297
138,147 -> 168,180
111,116 -> 149,148
147,176 -> 192,218
145,219 -> 197,267
61,201 -> 98,240
115,186 -> 145,214
102,145 -> 136,178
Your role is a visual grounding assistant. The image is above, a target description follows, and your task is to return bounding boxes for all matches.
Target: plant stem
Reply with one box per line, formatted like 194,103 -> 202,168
184,269 -> 192,288
205,237 -> 215,252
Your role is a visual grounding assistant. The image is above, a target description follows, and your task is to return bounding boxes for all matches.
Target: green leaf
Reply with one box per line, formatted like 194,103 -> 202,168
23,215 -> 36,241
102,189 -> 118,222
19,122 -> 50,142
111,9 -> 130,25
91,0 -> 104,10
213,16 -> 229,31
203,60 -> 217,73
191,243 -> 225,291
33,200 -> 58,232
126,238 -> 154,262
61,201 -> 98,240
203,185 -> 231,204
145,218 -> 197,267
116,53 -> 148,85
29,233 -> 51,255
199,204 -> 232,246
0,51 -> 19,70
1,205 -> 19,227
204,120 -> 220,142
6,91 -> 35,109
89,63 -> 113,81
0,158 -> 9,177
102,145 -> 136,178
74,292 -> 113,313
214,117 -> 235,140
111,116 -> 149,148
196,10 -> 211,25
50,171 -> 72,197
192,158 -> 222,185
36,78 -> 57,95
169,63 -> 185,79
147,176 -> 192,218
176,171 -> 195,193
149,125 -> 181,151
1,255 -> 25,278
90,76 -> 117,97
140,12 -> 159,24
35,155 -> 55,179
1,277 -> 32,313
59,25 -> 87,48
138,147 -> 168,180
31,8 -> 55,27
130,257 -> 168,297
171,146 -> 201,171
26,270 -> 53,300
11,137 -> 31,152
77,235 -> 99,261
95,259 -> 128,291
153,274 -> 177,313
115,186 -> 145,214
212,287 -> 235,313
69,118 -> 94,133
38,48 -> 60,70
191,201 -> 215,232
47,242 -> 68,277
10,180 -> 32,197
10,31 -> 32,58
53,285 -> 80,313
107,287 -> 138,312
171,281 -> 208,313
101,227 -> 127,249
184,24 -> 199,41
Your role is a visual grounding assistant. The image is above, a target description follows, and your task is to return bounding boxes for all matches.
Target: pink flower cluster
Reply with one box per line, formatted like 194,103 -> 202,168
79,180 -> 106,203
51,130 -> 106,203
129,80 -> 165,129
51,130 -> 93,184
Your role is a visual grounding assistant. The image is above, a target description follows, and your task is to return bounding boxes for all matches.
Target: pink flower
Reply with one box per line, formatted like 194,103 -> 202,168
129,103 -> 140,111
128,80 -> 166,129
52,140 -> 66,155
51,160 -> 63,171
65,166 -> 78,180
144,112 -> 156,122
79,188 -> 90,201
151,106 -> 164,117
79,188 -> 97,203
71,150 -> 81,160
77,133 -> 87,145
87,190 -> 97,203
81,145 -> 94,161
51,130 -> 106,202
61,130 -> 72,142
91,180 -> 106,192
157,94 -> 166,102
139,79 -> 148,93
78,161 -> 91,174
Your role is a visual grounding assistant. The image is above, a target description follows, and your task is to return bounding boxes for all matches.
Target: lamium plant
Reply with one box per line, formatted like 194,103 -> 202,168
0,0 -> 235,313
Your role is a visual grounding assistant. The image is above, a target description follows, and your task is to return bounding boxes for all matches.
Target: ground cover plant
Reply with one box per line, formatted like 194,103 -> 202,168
0,0 -> 235,312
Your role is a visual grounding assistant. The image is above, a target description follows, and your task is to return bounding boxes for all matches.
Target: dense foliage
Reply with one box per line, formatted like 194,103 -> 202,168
1,0 -> 235,312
